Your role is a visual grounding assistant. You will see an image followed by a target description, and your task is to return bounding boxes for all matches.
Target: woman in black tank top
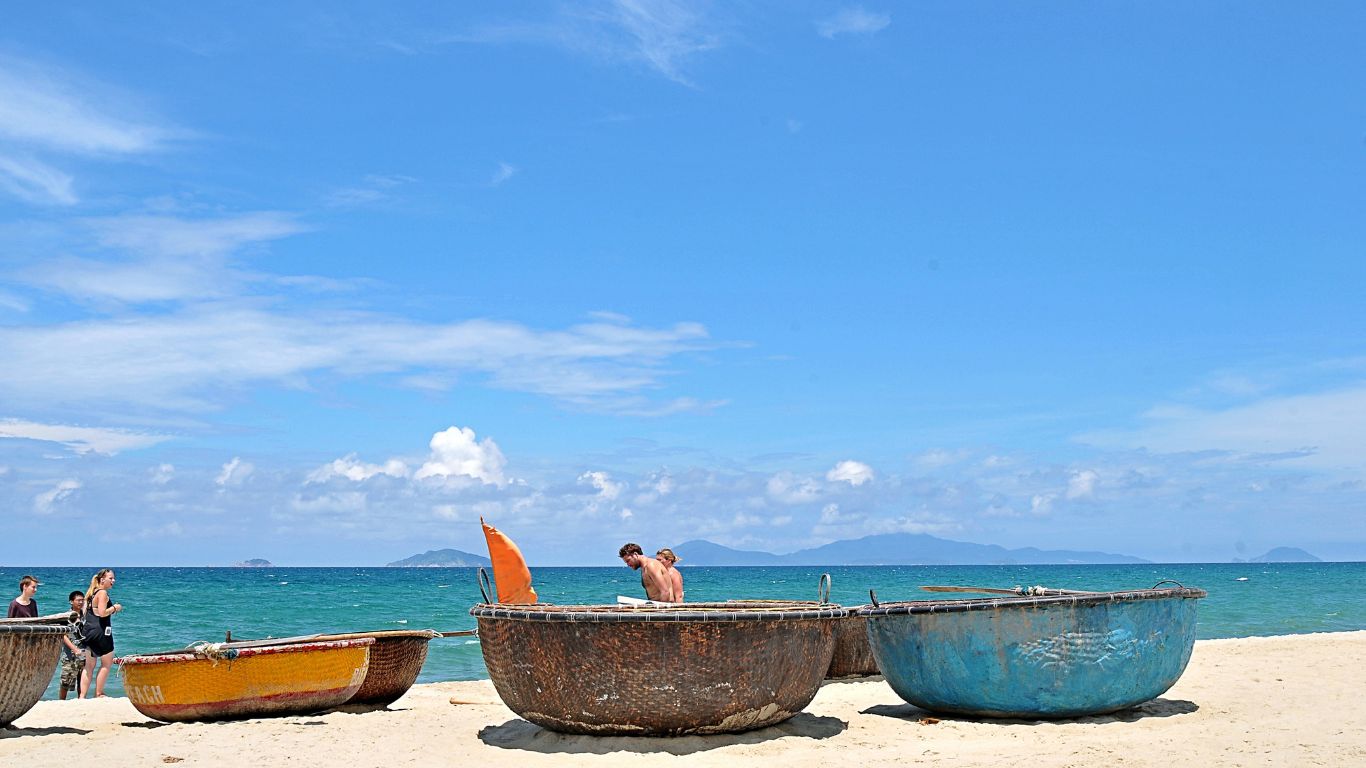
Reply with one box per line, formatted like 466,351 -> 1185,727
79,569 -> 123,698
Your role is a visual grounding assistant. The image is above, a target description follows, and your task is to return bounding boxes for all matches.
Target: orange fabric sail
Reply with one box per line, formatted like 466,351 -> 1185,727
480,518 -> 538,604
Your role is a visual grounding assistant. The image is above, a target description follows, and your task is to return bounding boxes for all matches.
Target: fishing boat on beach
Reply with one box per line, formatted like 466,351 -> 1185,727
118,636 -> 373,722
472,599 -> 843,735
859,583 -> 1207,718
0,613 -> 75,727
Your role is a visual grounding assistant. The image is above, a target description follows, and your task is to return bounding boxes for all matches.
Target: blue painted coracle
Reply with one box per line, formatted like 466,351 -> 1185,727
860,586 -> 1206,718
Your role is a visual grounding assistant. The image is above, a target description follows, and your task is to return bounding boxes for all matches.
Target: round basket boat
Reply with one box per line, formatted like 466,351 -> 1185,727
471,602 -> 843,735
118,637 -> 373,722
715,600 -> 878,678
313,630 -> 438,706
0,613 -> 75,727
859,585 -> 1207,718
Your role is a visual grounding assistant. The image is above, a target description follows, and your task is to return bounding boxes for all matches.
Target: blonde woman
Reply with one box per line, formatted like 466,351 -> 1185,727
79,569 -> 122,698
656,548 -> 684,603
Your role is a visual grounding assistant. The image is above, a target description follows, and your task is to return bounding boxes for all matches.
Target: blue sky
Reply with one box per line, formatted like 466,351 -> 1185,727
2,2 -> 1364,566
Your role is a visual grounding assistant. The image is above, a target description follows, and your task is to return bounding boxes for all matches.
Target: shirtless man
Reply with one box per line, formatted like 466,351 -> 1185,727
618,543 -> 675,602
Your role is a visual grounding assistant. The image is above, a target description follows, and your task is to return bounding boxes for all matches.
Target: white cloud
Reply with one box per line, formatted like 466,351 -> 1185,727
33,478 -> 81,514
451,1 -> 722,86
1066,469 -> 1098,500
0,419 -> 170,455
491,162 -> 517,185
1030,493 -> 1055,515
216,457 -> 253,488
87,213 -> 306,260
816,7 -> 891,39
1079,385 -> 1366,473
0,154 -> 76,205
290,491 -> 367,514
579,470 -> 623,499
150,464 -> 175,485
415,426 -> 508,487
766,471 -> 821,503
0,56 -> 174,155
914,448 -> 970,469
827,459 -> 873,486
308,454 -> 410,484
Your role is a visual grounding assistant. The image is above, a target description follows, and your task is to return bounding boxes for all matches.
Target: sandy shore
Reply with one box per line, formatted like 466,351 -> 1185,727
4,631 -> 1364,767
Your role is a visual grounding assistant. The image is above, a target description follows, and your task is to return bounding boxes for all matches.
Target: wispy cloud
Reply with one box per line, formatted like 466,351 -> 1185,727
1078,385 -> 1366,473
0,154 -> 76,205
33,478 -> 81,514
0,53 -> 180,205
449,1 -> 724,86
490,162 -> 517,186
0,419 -> 170,454
816,7 -> 891,39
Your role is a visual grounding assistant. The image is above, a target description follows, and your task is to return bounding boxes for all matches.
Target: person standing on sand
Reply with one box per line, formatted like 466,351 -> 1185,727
59,591 -> 86,699
619,543 -> 675,602
7,575 -> 40,618
79,569 -> 123,699
656,548 -> 684,603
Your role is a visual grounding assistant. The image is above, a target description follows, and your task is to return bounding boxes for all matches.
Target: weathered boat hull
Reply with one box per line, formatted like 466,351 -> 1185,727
862,586 -> 1206,718
118,638 -> 372,722
473,603 -> 841,735
0,614 -> 73,727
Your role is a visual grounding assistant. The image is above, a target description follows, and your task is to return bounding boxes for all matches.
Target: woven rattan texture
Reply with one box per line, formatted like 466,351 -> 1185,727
0,630 -> 64,726
827,615 -> 879,678
347,635 -> 430,706
477,613 -> 835,735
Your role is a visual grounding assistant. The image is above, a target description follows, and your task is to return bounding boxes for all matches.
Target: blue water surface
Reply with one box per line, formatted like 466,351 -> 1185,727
4,561 -> 1362,700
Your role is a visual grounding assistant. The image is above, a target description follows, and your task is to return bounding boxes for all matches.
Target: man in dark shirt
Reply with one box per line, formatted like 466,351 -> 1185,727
7,574 -> 40,618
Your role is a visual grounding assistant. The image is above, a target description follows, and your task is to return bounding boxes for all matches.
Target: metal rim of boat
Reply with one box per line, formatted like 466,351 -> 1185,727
856,586 -> 1208,617
470,603 -> 849,622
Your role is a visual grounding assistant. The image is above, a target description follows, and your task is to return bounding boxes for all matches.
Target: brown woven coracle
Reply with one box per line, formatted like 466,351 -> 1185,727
718,601 -> 878,678
207,629 -> 440,707
471,602 -> 843,736
312,630 -> 437,706
0,613 -> 77,727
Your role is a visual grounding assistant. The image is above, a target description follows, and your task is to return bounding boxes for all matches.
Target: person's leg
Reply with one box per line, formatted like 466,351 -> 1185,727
94,652 -> 113,696
78,651 -> 95,698
59,685 -> 70,700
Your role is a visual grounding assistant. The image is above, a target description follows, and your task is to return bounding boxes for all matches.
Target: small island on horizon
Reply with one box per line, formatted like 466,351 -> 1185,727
235,558 -> 273,568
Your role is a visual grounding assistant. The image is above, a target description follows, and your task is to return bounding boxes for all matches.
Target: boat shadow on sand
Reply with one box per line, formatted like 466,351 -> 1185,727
0,725 -> 91,739
478,712 -> 847,756
862,697 -> 1199,725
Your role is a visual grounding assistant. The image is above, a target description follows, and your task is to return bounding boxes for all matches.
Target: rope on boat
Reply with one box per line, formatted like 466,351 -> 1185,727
188,641 -> 241,664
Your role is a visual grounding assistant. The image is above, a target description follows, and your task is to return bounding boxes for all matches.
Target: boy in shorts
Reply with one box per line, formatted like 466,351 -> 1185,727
59,590 -> 86,699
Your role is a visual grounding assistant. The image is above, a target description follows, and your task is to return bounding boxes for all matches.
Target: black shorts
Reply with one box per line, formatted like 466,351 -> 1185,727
86,633 -> 114,657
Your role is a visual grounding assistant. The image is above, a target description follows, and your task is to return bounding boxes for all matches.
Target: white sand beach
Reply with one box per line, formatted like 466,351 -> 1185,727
4,631 -> 1364,768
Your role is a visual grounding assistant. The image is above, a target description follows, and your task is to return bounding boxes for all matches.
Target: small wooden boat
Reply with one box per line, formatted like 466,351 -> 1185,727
471,601 -> 843,735
859,584 -> 1207,718
117,637 -> 373,722
0,613 -> 76,727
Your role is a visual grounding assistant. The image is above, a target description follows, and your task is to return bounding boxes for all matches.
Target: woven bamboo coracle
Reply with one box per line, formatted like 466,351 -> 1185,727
309,630 -> 437,706
0,613 -> 76,727
471,602 -> 843,736
719,601 -> 878,678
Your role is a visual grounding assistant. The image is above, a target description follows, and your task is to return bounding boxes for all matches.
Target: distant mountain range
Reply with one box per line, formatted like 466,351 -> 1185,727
1248,547 -> 1322,563
673,533 -> 1149,566
386,548 -> 491,567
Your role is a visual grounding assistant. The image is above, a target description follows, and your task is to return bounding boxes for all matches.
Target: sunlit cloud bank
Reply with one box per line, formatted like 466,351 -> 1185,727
8,418 -> 1360,564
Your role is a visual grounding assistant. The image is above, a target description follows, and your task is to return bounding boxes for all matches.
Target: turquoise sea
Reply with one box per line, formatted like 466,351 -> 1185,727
5,561 -> 1363,700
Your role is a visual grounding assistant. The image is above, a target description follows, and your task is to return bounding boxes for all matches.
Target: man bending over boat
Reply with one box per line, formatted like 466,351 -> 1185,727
619,543 -> 676,602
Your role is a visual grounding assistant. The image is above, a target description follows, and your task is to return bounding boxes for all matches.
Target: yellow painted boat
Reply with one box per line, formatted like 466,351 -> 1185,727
117,637 -> 372,722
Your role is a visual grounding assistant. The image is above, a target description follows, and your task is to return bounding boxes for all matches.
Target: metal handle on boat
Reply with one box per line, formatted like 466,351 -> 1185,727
1151,580 -> 1186,590
818,573 -> 832,605
477,568 -> 493,604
